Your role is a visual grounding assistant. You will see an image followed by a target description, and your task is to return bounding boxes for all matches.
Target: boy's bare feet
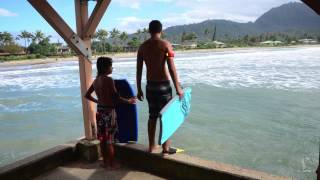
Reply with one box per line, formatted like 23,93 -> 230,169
99,163 -> 108,169
109,161 -> 121,170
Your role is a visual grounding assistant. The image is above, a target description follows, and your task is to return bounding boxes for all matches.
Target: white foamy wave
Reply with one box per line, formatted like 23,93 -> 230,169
0,64 -> 78,76
0,103 -> 9,111
0,47 -> 319,91
0,102 -> 43,113
0,62 -> 81,91
174,47 -> 320,90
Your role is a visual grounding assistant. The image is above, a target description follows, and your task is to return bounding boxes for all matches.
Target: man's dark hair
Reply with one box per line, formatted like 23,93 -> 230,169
96,57 -> 112,77
149,20 -> 162,34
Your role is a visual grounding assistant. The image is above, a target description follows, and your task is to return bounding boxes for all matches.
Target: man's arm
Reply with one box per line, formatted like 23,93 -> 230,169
136,48 -> 144,101
166,43 -> 183,98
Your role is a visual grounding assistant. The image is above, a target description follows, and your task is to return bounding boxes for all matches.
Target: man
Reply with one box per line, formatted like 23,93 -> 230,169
136,20 -> 183,154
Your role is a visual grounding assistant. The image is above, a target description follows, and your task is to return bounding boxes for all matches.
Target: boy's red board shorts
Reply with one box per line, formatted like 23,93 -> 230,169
96,105 -> 118,144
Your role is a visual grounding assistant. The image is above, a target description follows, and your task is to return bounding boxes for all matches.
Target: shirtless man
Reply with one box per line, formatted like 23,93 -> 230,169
136,20 -> 184,154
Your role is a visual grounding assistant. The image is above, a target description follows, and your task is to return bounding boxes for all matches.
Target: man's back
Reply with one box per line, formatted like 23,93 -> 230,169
138,37 -> 171,81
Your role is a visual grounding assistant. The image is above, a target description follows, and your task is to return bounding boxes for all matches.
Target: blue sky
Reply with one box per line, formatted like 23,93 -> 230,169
1,0 -> 299,42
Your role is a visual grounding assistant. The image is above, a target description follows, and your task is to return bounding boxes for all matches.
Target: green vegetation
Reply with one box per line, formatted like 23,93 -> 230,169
0,30 -> 58,62
1,28 -> 319,62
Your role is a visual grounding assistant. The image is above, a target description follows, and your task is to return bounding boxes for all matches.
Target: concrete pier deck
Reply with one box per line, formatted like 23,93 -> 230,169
35,160 -> 165,180
0,140 -> 292,180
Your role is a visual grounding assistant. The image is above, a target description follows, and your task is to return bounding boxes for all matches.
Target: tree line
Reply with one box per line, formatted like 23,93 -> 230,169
0,30 -> 57,57
1,28 -> 319,61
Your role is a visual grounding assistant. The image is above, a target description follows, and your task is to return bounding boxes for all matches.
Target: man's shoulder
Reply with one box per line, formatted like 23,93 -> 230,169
161,39 -> 172,48
138,40 -> 148,51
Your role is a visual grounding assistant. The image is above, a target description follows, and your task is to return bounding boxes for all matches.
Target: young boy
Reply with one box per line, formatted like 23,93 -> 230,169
85,57 -> 136,169
136,20 -> 184,154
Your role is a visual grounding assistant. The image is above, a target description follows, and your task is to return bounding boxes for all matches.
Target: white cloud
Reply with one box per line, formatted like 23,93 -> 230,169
172,0 -> 300,23
0,8 -> 18,17
111,0 -> 301,32
115,16 -> 149,33
154,0 -> 173,2
114,0 -> 173,9
115,0 -> 141,9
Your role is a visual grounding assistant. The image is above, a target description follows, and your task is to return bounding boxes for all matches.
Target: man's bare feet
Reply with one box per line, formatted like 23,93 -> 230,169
148,145 -> 160,153
162,147 -> 177,156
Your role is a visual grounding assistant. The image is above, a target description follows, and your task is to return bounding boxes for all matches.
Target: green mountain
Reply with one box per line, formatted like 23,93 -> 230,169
163,2 -> 320,43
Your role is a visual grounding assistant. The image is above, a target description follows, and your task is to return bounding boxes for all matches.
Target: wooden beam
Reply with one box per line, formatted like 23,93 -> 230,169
302,0 -> 320,15
75,0 -> 96,140
27,0 -> 92,61
82,0 -> 111,38
28,0 -> 111,140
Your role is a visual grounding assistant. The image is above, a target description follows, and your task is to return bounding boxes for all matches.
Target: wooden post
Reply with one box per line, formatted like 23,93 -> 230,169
302,0 -> 320,15
75,0 -> 95,140
28,0 -> 111,140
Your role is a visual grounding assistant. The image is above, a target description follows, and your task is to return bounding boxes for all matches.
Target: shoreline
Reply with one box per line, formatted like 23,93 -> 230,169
0,44 -> 319,67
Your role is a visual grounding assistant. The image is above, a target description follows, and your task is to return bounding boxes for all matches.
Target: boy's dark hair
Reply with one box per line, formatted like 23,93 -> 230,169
96,57 -> 112,77
149,20 -> 162,34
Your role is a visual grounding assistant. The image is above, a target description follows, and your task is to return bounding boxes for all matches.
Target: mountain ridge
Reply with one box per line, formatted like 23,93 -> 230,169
161,2 -> 320,43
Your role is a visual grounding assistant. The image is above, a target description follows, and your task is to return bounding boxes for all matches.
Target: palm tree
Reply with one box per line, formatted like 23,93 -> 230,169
95,29 -> 109,53
33,30 -> 45,44
0,31 -> 13,46
136,29 -> 142,41
181,31 -> 187,43
110,28 -> 120,47
119,31 -> 128,47
142,28 -> 148,41
18,30 -> 33,53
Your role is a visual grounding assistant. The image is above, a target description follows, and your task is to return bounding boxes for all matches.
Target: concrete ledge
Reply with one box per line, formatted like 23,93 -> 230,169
115,143 -> 291,180
0,140 -> 292,180
0,142 -> 77,180
76,139 -> 100,162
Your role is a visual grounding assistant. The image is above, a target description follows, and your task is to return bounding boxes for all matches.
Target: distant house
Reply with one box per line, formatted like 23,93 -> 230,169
181,42 -> 197,49
260,40 -> 283,46
213,41 -> 226,48
122,46 -> 138,52
290,41 -> 297,45
56,45 -> 71,54
298,39 -> 318,44
172,43 -> 181,49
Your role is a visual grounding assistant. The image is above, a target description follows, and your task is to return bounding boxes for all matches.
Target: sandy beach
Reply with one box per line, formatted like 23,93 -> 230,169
0,45 -> 319,67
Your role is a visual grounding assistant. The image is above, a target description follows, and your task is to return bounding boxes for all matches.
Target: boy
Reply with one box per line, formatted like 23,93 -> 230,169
85,57 -> 136,169
136,20 -> 184,154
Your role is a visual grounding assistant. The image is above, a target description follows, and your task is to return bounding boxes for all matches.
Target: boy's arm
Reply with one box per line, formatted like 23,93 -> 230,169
110,78 -> 136,104
136,48 -> 144,101
166,43 -> 184,99
84,83 -> 98,104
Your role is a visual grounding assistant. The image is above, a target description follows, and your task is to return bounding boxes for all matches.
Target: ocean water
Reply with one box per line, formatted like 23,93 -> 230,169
0,46 -> 320,179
